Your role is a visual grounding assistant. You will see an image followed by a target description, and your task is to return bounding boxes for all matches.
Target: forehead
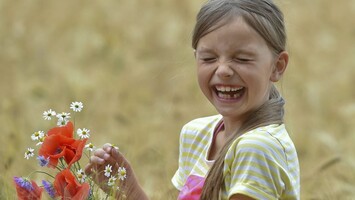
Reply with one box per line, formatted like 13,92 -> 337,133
196,17 -> 268,53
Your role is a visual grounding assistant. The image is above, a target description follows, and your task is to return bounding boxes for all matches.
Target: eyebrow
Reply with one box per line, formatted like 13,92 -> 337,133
196,47 -> 257,57
195,47 -> 215,54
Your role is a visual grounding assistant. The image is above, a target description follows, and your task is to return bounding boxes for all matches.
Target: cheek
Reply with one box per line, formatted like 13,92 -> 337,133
197,66 -> 207,82
251,79 -> 272,102
197,68 -> 212,95
197,72 -> 208,91
244,70 -> 272,97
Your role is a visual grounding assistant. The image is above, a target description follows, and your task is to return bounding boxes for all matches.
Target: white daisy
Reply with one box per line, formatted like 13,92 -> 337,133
107,176 -> 117,187
24,148 -> 35,159
76,169 -> 86,183
77,128 -> 90,139
117,167 -> 127,181
56,112 -> 71,121
31,131 -> 45,141
43,109 -> 56,120
85,143 -> 95,151
70,102 -> 83,112
108,143 -> 119,150
36,135 -> 46,146
57,118 -> 69,127
104,164 -> 112,177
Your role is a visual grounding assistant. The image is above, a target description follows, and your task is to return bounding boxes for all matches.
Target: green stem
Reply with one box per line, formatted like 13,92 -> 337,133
59,158 -> 67,169
84,151 -> 91,160
73,113 -> 76,135
27,170 -> 55,179
77,161 -> 82,170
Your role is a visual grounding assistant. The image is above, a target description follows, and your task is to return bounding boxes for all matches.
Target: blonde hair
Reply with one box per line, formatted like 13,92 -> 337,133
191,0 -> 287,199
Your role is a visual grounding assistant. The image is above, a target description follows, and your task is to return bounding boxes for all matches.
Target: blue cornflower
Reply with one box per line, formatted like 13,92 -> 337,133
87,188 -> 94,200
42,180 -> 56,198
13,177 -> 33,191
37,156 -> 50,167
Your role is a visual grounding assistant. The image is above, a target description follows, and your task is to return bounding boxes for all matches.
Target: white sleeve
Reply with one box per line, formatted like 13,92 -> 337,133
171,125 -> 188,190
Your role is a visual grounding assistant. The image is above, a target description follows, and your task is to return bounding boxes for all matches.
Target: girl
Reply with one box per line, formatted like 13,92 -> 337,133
85,0 -> 300,199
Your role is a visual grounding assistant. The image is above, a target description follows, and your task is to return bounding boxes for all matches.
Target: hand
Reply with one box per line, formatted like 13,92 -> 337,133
84,143 -> 149,200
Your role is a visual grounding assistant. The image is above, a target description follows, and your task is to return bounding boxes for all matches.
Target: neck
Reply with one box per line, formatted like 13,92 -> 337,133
222,116 -> 243,138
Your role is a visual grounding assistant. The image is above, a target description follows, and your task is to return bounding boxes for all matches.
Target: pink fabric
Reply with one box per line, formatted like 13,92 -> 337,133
178,175 -> 205,200
213,121 -> 224,140
178,121 -> 224,200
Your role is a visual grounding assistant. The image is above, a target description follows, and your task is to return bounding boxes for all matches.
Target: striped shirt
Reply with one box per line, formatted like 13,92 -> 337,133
172,115 -> 300,200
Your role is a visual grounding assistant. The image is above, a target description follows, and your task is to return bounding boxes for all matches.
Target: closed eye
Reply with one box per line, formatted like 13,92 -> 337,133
201,57 -> 217,63
235,58 -> 252,63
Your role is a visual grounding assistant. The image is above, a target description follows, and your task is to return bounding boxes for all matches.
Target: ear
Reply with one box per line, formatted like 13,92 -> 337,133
193,49 -> 197,58
270,51 -> 288,82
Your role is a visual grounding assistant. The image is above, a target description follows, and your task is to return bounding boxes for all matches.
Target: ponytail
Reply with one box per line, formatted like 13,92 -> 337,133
200,85 -> 284,199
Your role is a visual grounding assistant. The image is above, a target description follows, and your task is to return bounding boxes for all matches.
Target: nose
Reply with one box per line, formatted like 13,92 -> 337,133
215,61 -> 234,78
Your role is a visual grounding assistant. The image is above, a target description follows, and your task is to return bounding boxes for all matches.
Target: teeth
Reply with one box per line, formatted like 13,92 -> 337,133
216,86 -> 243,92
217,92 -> 242,99
231,87 -> 241,92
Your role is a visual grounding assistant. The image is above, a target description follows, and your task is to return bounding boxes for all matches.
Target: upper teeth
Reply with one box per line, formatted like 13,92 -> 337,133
216,86 -> 243,92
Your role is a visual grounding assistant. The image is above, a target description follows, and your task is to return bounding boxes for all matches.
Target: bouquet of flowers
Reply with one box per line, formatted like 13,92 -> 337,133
13,102 -> 126,200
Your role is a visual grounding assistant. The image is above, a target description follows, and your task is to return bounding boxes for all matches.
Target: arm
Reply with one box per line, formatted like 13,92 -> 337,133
84,143 -> 149,200
226,133 -> 284,200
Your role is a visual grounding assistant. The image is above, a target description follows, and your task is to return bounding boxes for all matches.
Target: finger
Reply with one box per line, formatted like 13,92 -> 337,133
89,154 -> 118,174
93,149 -> 107,158
111,147 -> 121,161
85,162 -> 104,175
110,148 -> 130,171
90,155 -> 106,165
84,163 -> 94,175
93,149 -> 112,161
103,143 -> 113,152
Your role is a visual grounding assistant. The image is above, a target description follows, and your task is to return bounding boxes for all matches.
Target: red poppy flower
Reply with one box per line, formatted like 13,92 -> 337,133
13,177 -> 43,200
48,121 -> 74,138
54,169 -> 90,200
63,138 -> 88,167
39,122 -> 87,168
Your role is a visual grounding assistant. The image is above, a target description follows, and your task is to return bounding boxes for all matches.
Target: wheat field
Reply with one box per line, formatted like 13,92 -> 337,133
1,0 -> 355,199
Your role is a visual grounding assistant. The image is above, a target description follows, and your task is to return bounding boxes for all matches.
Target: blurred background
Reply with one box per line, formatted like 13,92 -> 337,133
1,0 -> 355,199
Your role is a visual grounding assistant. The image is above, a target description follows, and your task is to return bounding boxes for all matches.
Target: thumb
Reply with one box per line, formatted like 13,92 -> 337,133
84,163 -> 94,175
111,147 -> 122,161
111,147 -> 132,170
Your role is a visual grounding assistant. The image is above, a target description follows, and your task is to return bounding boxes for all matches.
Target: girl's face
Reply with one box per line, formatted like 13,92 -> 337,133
195,17 -> 286,121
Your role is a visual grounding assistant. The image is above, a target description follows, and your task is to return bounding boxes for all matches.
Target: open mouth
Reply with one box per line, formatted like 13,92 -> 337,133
215,85 -> 245,100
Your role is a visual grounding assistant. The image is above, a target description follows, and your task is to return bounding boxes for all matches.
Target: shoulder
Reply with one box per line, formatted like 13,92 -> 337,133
178,115 -> 222,152
181,114 -> 222,134
223,124 -> 300,199
228,124 -> 290,164
239,124 -> 288,150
